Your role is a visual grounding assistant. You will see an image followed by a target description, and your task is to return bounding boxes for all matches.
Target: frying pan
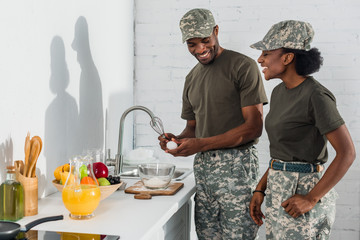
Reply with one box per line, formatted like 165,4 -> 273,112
0,215 -> 63,240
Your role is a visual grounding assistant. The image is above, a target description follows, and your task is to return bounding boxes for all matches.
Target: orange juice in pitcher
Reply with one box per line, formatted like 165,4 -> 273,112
61,156 -> 101,220
62,185 -> 100,218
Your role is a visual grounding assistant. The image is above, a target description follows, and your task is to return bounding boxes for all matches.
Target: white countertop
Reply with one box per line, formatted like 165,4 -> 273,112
16,169 -> 196,240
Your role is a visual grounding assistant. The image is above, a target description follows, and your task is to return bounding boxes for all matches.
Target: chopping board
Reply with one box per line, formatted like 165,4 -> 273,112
125,181 -> 184,196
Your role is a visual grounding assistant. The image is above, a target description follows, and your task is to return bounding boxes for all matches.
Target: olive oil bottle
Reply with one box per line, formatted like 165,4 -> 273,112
0,165 -> 24,221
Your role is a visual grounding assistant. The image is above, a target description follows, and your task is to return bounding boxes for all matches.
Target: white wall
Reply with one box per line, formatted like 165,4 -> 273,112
0,0 -> 134,197
134,0 -> 360,239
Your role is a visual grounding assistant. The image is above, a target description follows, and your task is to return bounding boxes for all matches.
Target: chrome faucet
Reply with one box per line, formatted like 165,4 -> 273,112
106,105 -> 156,175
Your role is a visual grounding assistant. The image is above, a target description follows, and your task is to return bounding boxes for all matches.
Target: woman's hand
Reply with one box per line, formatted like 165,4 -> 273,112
281,125 -> 356,219
249,193 -> 265,226
281,194 -> 317,218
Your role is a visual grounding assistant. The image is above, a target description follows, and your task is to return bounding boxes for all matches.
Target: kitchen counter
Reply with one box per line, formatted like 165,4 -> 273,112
16,165 -> 196,240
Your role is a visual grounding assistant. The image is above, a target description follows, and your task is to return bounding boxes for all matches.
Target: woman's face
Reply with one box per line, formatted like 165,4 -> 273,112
257,49 -> 287,80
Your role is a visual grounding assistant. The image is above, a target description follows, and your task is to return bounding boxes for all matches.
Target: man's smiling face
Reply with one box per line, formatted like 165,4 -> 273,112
186,27 -> 220,65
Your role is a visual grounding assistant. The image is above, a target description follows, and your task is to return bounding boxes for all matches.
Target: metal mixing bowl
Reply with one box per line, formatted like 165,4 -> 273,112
138,163 -> 176,189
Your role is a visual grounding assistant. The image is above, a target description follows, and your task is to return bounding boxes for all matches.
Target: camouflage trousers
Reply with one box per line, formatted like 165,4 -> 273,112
266,168 -> 338,240
193,146 -> 260,240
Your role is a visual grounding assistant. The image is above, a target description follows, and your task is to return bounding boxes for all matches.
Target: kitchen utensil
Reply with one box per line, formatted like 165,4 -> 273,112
0,215 -> 63,240
14,160 -> 24,175
125,180 -> 184,198
150,116 -> 166,138
138,163 -> 175,189
27,136 -> 43,177
16,170 -> 38,216
24,132 -> 31,176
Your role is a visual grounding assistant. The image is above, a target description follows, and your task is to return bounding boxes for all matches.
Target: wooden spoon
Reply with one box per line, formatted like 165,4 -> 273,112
14,160 -> 24,175
24,132 -> 31,176
31,136 -> 43,153
31,136 -> 43,177
27,136 -> 43,178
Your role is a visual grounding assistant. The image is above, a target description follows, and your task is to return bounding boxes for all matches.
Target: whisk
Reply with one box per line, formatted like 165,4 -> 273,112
151,116 -> 178,150
150,116 -> 166,139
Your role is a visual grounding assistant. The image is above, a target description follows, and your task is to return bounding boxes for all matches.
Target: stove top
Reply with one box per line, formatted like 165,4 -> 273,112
15,230 -> 120,240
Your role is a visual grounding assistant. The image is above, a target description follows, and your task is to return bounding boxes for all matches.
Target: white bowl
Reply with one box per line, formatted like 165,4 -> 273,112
138,163 -> 175,189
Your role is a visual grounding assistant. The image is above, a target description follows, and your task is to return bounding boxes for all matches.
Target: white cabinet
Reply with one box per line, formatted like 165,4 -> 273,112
163,199 -> 191,240
146,198 -> 192,240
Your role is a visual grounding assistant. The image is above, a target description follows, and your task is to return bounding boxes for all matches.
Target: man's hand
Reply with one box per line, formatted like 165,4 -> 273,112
166,138 -> 204,157
281,194 -> 317,218
158,133 -> 176,151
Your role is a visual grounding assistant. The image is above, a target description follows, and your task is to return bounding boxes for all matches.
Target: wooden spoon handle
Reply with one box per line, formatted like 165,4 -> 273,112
24,132 -> 31,176
15,160 -> 25,175
31,148 -> 41,177
32,136 -> 42,177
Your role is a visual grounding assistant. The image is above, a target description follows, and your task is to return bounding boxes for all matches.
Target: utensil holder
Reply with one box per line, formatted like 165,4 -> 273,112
15,170 -> 38,216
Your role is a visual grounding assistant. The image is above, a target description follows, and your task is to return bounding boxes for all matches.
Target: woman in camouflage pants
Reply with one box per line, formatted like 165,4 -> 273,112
249,20 -> 356,239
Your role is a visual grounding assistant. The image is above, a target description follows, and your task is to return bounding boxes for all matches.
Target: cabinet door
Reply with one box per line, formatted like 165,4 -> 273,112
163,200 -> 191,240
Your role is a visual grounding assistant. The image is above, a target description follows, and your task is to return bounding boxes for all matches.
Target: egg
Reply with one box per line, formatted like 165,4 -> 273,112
166,141 -> 178,150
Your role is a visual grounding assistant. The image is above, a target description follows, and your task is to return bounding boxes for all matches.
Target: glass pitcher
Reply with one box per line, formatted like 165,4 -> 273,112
61,156 -> 100,220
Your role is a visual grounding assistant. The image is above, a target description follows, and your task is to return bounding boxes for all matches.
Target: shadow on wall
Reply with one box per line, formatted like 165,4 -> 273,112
0,137 -> 13,182
44,36 -> 79,195
44,16 -> 104,195
72,16 -> 104,153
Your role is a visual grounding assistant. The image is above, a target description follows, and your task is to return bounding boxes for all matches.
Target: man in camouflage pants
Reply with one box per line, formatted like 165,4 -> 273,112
158,8 -> 268,239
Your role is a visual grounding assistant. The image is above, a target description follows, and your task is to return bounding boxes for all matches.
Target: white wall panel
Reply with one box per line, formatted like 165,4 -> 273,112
0,0 -> 134,197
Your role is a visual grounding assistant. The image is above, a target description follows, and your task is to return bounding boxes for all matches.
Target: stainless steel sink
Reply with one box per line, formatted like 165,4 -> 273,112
120,167 -> 193,181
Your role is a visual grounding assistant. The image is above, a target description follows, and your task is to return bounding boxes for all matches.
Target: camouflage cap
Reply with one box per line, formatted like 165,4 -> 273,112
179,8 -> 216,43
250,20 -> 314,51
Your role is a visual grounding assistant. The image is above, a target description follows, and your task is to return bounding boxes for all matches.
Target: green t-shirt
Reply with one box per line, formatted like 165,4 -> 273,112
181,49 -> 268,147
265,76 -> 344,164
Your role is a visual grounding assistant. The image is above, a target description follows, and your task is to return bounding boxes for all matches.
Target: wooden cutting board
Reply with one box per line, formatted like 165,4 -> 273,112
125,181 -> 184,196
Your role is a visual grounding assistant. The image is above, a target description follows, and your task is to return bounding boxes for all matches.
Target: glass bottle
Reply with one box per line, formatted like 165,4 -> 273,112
62,156 -> 100,220
0,165 -> 25,221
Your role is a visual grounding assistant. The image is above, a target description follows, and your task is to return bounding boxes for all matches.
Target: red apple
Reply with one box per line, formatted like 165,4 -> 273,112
93,162 -> 109,178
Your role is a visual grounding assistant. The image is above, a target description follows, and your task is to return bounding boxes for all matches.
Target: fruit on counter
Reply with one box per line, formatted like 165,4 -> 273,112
97,177 -> 111,186
79,164 -> 88,179
80,176 -> 99,185
106,175 -> 121,185
60,171 -> 75,185
54,165 -> 63,181
63,163 -> 70,172
93,162 -> 108,178
54,162 -> 120,186
54,163 -> 70,181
